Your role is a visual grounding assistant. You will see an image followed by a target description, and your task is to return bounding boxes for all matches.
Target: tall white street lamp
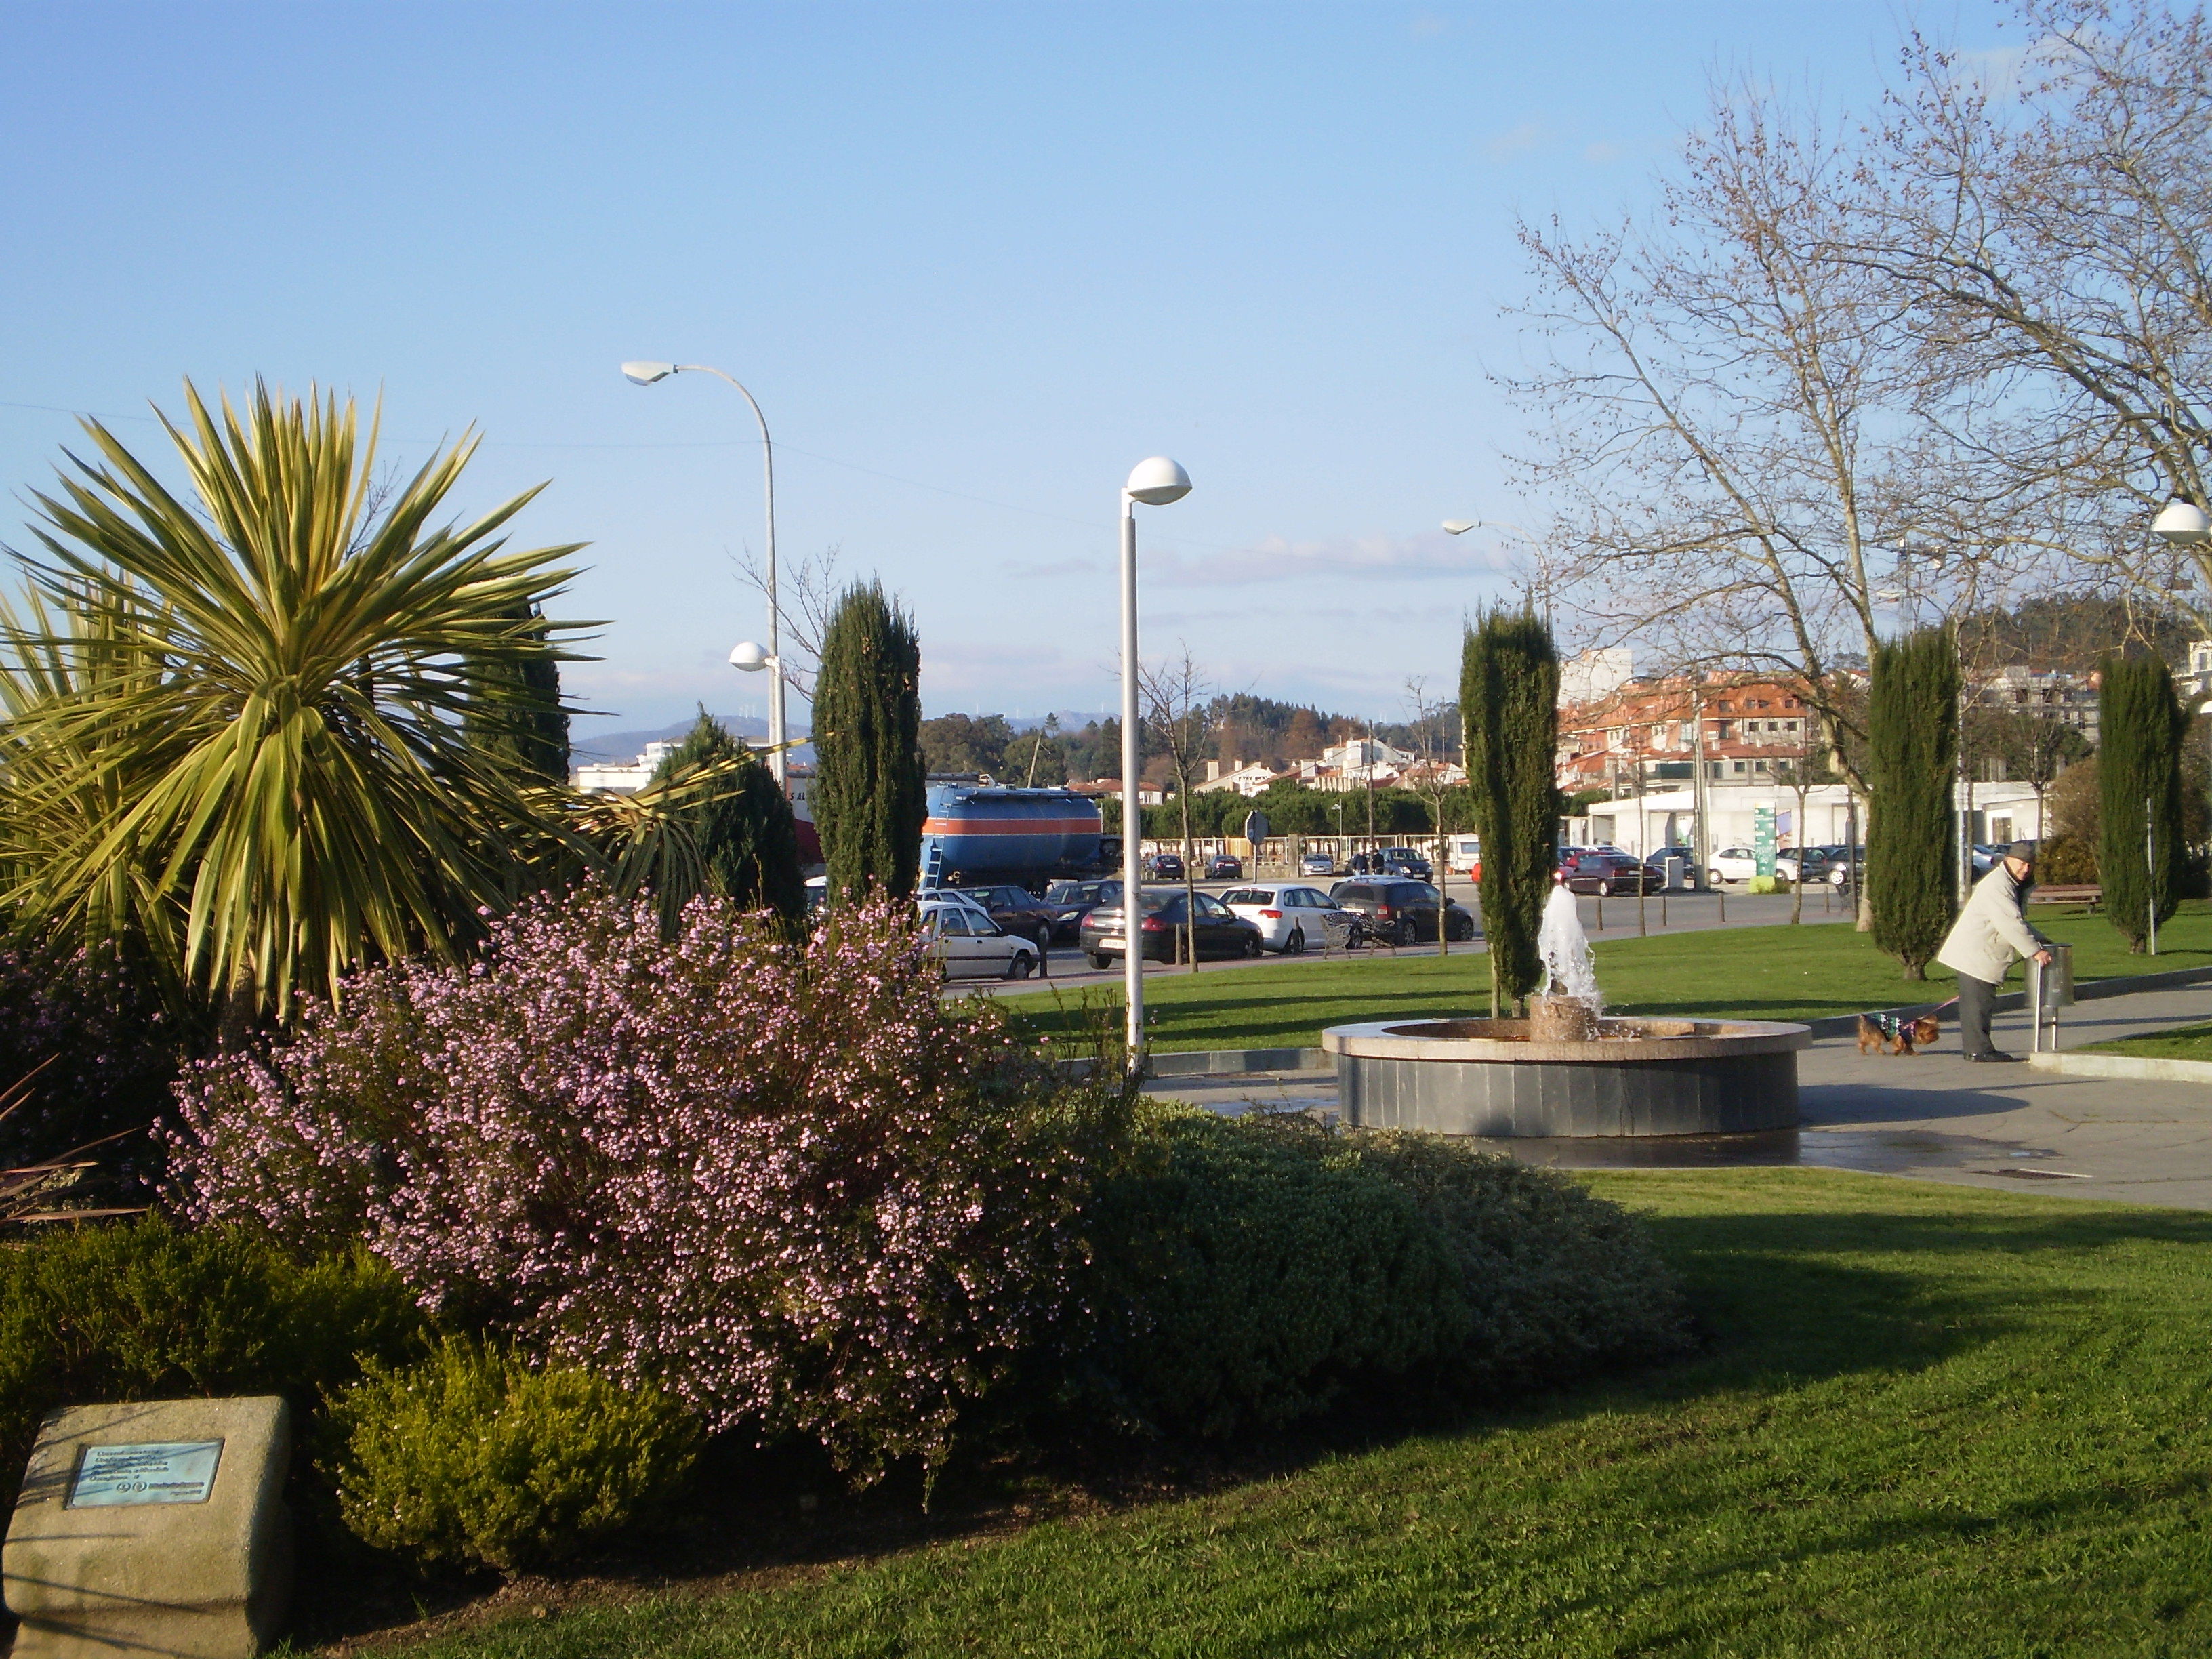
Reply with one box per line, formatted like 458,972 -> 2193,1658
1120,456 -> 1192,1074
621,361 -> 787,787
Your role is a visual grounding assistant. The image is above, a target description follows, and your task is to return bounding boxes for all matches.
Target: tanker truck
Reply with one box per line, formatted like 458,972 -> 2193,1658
919,779 -> 1120,893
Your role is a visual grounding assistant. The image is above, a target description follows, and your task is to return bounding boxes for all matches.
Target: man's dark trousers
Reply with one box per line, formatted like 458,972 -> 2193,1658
1955,972 -> 1998,1058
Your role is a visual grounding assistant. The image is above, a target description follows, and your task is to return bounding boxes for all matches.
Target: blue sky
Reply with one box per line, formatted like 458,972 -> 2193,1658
0,1 -> 2013,741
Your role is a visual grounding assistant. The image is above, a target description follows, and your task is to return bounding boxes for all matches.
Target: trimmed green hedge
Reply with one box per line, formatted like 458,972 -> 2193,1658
1073,1110 -> 1691,1438
0,1216 -> 424,1507
327,1338 -> 703,1572
1079,1109 -> 1465,1435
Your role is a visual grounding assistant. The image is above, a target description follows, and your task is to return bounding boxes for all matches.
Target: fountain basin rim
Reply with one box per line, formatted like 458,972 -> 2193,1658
1321,1017 -> 1811,1065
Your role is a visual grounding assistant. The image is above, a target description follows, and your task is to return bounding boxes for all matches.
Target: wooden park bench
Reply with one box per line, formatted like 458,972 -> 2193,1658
2028,883 -> 2102,911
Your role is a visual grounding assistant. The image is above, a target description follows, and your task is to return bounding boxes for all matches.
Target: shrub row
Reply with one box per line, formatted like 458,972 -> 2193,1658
62,884 -> 1693,1578
1077,1109 -> 1692,1437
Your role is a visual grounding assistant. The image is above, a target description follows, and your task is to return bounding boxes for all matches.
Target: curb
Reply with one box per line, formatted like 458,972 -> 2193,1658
1051,963 -> 2212,1080
1058,1048 -> 1329,1082
2028,1049 -> 2212,1083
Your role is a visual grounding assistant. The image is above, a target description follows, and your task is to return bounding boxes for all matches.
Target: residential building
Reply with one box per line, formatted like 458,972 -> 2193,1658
1197,758 -> 1290,796
1557,674 -> 1819,794
1968,663 -> 2101,744
573,740 -> 680,794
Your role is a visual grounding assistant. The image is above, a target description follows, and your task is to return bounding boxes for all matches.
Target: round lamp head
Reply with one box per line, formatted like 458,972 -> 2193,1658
1124,456 -> 1192,506
2153,497 -> 2211,545
1441,520 -> 1477,535
621,361 -> 678,385
729,640 -> 770,671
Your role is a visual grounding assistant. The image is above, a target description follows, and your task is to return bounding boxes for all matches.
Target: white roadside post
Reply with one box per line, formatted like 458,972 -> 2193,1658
621,361 -> 788,787
1120,457 -> 1192,1075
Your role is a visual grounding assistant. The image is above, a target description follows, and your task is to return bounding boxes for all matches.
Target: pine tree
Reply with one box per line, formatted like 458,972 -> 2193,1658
651,712 -> 806,920
1867,624 -> 1959,980
2097,653 -> 2188,954
1460,609 -> 1559,1016
462,601 -> 571,786
813,581 -> 926,901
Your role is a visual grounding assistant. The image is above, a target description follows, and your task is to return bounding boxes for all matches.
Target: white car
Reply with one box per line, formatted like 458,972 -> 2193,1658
1218,884 -> 1359,954
1706,846 -> 1809,886
917,895 -> 1041,980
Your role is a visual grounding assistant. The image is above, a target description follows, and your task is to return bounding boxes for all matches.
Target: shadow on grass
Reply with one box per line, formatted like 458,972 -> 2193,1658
293,1195 -> 2212,1648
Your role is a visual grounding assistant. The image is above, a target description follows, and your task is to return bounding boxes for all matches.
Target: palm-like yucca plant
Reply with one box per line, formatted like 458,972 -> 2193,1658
0,380 -> 587,1023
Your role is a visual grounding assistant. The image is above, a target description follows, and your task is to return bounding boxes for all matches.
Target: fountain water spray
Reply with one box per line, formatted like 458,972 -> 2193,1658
1538,882 -> 1603,1012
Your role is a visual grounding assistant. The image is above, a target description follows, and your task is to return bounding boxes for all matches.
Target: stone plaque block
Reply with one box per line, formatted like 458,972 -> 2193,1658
4,1396 -> 292,1659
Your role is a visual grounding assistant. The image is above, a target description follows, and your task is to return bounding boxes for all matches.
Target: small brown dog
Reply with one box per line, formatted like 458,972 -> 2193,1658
1858,1012 -> 1942,1055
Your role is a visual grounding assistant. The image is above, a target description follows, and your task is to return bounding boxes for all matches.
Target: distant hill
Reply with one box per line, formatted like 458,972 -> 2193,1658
1004,710 -> 1115,733
570,714 -> 815,767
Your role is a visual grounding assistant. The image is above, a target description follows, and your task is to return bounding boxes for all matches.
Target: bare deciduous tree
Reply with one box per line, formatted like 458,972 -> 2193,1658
1500,82 -> 2001,792
1403,674 -> 1462,955
1856,2 -> 2212,619
730,543 -> 844,699
1140,647 -> 1216,972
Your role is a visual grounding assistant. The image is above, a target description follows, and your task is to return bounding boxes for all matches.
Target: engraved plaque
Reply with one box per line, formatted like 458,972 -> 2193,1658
66,1440 -> 223,1507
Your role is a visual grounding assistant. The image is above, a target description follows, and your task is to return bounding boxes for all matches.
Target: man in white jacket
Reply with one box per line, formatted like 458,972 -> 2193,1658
1936,840 -> 2055,1063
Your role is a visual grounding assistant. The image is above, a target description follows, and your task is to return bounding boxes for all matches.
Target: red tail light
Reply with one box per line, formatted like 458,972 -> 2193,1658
1376,905 -> 1395,919
1259,909 -> 1282,919
1140,916 -> 1167,931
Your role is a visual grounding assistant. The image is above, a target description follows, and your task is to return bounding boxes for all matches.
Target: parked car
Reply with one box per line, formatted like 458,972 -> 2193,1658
1206,852 -> 1244,880
1218,884 -> 1360,954
917,895 -> 1041,980
1812,844 -> 1866,886
1327,878 -> 1477,945
1374,846 -> 1433,880
1143,851 -> 1185,881
1774,847 -> 1830,884
1300,850 -> 1340,877
1042,877 -> 1123,941
960,883 -> 1061,953
1081,888 -> 1265,966
1706,846 -> 1811,886
1558,848 -> 1661,895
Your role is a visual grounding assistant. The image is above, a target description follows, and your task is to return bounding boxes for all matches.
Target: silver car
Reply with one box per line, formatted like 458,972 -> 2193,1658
1218,884 -> 1358,954
917,895 -> 1041,980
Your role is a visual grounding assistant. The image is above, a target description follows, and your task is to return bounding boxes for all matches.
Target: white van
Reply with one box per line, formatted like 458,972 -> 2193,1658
1448,836 -> 1483,878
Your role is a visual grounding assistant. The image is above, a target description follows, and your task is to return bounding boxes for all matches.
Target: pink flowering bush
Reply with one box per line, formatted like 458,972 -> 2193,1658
0,939 -> 174,1174
168,887 -> 1122,1481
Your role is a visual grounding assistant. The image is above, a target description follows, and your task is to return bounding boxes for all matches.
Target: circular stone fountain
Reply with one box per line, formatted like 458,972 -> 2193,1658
1320,1014 -> 1810,1138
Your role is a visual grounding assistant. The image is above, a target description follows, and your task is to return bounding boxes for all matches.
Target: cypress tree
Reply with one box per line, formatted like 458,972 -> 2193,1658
463,602 -> 571,786
2097,653 -> 2187,954
813,580 -> 926,901
651,711 -> 806,921
1460,609 -> 1560,1017
1866,623 -> 1959,980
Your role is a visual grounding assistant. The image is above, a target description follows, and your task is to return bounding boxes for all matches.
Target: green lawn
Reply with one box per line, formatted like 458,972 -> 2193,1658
367,1170 -> 2212,1658
2083,1019 -> 2212,1061
1005,903 -> 2212,1055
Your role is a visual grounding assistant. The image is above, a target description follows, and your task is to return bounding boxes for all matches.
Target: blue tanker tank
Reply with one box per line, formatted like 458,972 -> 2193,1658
921,782 -> 1109,890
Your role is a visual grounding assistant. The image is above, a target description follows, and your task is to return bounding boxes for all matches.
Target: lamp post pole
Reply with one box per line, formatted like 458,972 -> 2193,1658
1118,457 -> 1192,1075
621,361 -> 785,786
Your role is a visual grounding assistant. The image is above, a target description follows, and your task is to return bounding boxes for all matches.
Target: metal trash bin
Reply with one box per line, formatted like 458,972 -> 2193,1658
2028,941 -> 2074,1052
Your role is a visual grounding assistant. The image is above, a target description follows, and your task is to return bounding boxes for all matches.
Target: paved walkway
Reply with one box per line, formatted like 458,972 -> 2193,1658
1143,981 -> 2212,1210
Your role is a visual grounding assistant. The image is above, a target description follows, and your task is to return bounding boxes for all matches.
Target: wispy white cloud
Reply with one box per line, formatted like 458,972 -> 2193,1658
1484,121 -> 1544,159
1001,556 -> 1105,581
1144,529 -> 1516,587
